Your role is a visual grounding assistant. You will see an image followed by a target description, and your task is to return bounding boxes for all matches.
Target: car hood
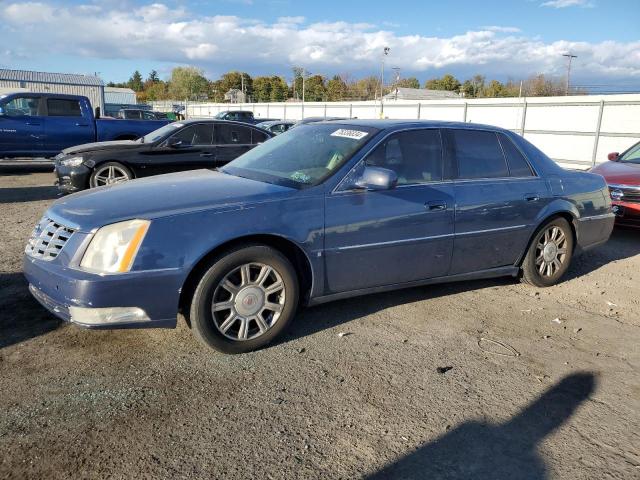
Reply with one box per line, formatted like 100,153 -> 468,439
62,140 -> 146,155
48,169 -> 296,231
591,161 -> 640,185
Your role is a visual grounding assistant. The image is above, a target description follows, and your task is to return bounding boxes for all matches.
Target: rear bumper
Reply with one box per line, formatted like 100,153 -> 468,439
54,164 -> 91,193
575,212 -> 615,252
24,255 -> 183,329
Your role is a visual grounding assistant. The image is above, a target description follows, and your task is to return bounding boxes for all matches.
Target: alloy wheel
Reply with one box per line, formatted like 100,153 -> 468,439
535,226 -> 569,277
92,165 -> 130,186
211,262 -> 285,341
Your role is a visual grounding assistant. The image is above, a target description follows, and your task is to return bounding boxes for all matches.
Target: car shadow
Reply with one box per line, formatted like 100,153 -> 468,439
280,277 -> 514,346
0,272 -> 63,349
566,227 -> 640,280
281,228 -> 638,346
0,185 -> 60,203
365,372 -> 596,479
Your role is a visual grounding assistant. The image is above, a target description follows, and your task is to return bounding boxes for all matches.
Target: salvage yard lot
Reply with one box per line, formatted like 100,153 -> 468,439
1,167 -> 639,479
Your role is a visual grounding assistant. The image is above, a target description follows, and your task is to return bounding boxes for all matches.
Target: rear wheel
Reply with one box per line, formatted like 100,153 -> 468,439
89,162 -> 132,188
521,217 -> 574,287
189,245 -> 299,354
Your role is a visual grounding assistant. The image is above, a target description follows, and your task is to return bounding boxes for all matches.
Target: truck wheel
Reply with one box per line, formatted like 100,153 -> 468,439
189,245 -> 299,354
521,217 -> 574,287
89,162 -> 132,188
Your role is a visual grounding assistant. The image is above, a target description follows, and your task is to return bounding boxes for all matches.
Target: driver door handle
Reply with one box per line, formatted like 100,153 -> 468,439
200,153 -> 214,157
426,201 -> 447,211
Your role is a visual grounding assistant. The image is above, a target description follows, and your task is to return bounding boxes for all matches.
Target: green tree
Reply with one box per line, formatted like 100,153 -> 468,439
326,75 -> 348,101
143,81 -> 168,101
269,76 -> 289,102
425,74 -> 461,92
168,67 -> 209,100
253,76 -> 272,102
147,70 -> 160,83
127,70 -> 144,92
218,71 -> 253,100
483,79 -> 505,97
397,77 -> 420,89
349,76 -> 381,100
304,75 -> 326,101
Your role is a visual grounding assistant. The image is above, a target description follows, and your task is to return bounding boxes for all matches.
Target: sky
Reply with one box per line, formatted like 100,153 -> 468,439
1,0 -> 639,91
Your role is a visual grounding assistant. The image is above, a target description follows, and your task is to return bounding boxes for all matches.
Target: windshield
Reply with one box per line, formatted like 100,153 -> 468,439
620,143 -> 640,164
142,122 -> 184,143
214,112 -> 227,119
222,123 -> 378,187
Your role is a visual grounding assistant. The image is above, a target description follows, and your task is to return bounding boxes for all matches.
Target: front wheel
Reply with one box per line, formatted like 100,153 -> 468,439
89,162 -> 132,188
189,245 -> 299,354
521,217 -> 574,287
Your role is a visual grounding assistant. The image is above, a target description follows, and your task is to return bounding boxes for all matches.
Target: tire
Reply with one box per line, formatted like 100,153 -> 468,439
189,245 -> 299,354
89,162 -> 133,188
521,217 -> 574,287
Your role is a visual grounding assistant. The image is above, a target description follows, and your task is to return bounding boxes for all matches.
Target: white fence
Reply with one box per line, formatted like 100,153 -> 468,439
151,94 -> 640,169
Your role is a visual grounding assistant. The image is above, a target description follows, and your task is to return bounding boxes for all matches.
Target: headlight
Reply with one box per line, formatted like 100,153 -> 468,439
60,156 -> 84,167
80,219 -> 150,274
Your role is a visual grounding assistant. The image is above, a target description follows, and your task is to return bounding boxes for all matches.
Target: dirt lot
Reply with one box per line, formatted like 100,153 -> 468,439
1,167 -> 638,480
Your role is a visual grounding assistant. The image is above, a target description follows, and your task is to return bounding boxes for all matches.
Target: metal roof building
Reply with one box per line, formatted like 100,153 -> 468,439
104,87 -> 137,105
0,69 -> 105,112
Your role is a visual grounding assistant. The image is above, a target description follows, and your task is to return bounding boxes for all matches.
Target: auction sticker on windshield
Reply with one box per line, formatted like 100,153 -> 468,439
330,129 -> 369,140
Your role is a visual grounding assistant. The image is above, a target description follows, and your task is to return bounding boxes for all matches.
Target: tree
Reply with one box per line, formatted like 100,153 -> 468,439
252,76 -> 272,102
147,70 -> 160,83
127,70 -> 144,92
218,71 -> 253,100
269,76 -> 289,102
349,76 -> 381,100
484,80 -> 505,98
143,81 -> 168,101
327,75 -> 348,101
397,77 -> 420,89
168,66 -> 209,100
304,75 -> 326,101
425,74 -> 461,92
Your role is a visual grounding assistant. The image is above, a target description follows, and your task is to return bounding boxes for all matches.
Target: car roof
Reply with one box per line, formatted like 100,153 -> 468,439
309,118 -> 510,133
171,118 -> 274,134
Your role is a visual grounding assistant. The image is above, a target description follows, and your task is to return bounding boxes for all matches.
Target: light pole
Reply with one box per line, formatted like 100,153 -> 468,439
380,46 -> 390,117
392,67 -> 400,101
563,53 -> 577,96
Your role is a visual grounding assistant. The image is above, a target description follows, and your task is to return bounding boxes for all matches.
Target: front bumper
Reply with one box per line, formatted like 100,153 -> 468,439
54,164 -> 91,193
24,255 -> 184,329
612,200 -> 640,228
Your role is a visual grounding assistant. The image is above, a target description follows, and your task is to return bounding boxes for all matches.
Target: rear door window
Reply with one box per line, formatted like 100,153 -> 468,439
47,99 -> 82,117
450,129 -> 509,179
217,124 -> 251,144
251,129 -> 269,144
498,133 -> 534,177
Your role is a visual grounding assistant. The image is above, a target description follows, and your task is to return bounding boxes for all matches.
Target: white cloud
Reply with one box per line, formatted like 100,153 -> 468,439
1,2 -> 637,82
541,0 -> 594,8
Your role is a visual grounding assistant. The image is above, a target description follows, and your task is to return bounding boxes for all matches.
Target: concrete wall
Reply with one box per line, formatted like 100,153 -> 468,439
156,94 -> 640,169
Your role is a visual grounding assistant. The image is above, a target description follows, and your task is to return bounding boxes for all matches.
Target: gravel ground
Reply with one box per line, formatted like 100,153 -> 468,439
1,168 -> 639,480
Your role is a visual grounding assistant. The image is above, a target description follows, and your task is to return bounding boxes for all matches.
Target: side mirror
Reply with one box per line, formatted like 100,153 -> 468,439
168,139 -> 183,148
354,166 -> 398,191
0,106 -> 5,116
608,152 -> 619,161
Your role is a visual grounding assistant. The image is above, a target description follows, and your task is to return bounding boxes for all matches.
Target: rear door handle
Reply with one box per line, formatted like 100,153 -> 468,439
426,201 -> 447,211
200,153 -> 214,157
524,194 -> 540,202
75,123 -> 89,127
25,121 -> 41,126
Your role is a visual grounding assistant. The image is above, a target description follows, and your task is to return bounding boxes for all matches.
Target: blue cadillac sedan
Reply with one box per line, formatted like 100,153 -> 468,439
24,120 -> 614,353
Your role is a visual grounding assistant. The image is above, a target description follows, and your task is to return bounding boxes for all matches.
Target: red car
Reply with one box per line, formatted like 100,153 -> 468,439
591,141 -> 640,227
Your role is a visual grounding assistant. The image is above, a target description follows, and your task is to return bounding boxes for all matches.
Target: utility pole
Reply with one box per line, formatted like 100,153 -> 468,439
392,67 -> 400,101
380,46 -> 390,117
563,53 -> 577,96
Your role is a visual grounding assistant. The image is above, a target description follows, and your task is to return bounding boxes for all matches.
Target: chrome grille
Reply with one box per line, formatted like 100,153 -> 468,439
608,184 -> 640,204
25,217 -> 75,261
